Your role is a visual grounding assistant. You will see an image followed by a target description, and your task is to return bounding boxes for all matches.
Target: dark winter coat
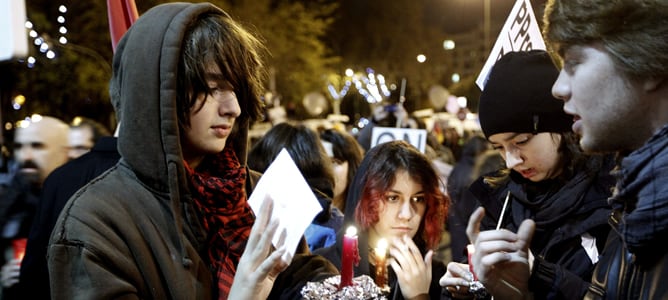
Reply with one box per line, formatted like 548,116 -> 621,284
468,155 -> 615,300
585,125 -> 668,300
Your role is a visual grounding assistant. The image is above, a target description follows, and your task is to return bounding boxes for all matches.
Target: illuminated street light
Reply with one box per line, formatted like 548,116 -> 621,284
12,95 -> 26,108
416,54 -> 426,63
451,73 -> 460,83
443,39 -> 455,50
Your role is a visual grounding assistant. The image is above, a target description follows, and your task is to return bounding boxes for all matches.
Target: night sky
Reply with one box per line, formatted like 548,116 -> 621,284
427,0 -> 549,34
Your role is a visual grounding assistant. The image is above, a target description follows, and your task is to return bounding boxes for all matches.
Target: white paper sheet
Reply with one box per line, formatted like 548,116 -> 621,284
248,148 -> 323,261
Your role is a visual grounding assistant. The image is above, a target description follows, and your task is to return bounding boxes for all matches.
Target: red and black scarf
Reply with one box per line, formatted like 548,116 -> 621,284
185,147 -> 254,299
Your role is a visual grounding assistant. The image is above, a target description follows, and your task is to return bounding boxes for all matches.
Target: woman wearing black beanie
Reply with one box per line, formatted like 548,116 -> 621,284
440,50 -> 616,300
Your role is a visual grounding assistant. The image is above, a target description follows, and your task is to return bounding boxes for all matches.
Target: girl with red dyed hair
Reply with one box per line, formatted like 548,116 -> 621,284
315,140 -> 449,299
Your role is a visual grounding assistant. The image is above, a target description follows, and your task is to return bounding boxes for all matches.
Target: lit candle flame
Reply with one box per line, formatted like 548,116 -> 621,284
374,238 -> 390,292
346,226 -> 358,237
375,238 -> 388,257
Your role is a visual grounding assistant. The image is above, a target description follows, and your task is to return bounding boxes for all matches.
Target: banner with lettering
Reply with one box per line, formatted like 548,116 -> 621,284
371,127 -> 427,153
475,0 -> 546,90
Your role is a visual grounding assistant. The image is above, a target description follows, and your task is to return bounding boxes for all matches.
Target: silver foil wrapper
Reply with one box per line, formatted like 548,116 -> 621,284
469,280 -> 490,299
301,275 -> 387,300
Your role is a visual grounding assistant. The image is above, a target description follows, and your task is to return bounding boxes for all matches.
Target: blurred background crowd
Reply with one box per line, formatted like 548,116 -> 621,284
0,0 -> 546,296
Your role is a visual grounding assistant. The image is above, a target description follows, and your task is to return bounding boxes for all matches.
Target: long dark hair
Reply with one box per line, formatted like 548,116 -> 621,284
354,140 -> 448,250
177,12 -> 266,130
248,122 -> 335,195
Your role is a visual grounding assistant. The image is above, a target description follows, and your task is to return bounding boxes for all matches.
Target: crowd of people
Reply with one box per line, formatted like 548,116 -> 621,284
0,0 -> 666,299
0,115 -> 111,299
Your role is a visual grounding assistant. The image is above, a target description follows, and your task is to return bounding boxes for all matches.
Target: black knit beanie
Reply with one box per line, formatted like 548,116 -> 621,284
478,50 -> 572,139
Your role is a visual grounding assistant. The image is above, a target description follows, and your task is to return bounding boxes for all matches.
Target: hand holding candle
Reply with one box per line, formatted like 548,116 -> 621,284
466,243 -> 489,297
374,238 -> 389,291
340,226 -> 360,288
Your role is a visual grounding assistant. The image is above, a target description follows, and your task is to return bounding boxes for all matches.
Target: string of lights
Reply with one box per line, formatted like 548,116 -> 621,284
22,5 -> 68,68
327,68 -> 392,104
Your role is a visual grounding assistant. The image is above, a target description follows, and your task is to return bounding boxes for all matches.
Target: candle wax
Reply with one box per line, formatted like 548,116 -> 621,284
340,226 -> 360,288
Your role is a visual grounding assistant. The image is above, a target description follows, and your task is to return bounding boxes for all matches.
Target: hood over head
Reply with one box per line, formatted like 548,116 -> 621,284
110,2 -> 264,191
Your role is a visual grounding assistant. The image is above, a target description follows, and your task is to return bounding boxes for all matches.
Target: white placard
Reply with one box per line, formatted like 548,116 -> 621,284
370,127 -> 427,153
475,0 -> 546,90
0,0 -> 28,61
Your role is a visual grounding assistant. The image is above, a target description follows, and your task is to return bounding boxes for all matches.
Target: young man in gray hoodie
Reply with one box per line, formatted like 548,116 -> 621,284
47,3 -> 336,299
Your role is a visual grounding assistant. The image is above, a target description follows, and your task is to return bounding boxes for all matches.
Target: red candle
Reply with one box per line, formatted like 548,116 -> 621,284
13,238 -> 27,262
467,244 -> 477,281
340,226 -> 360,288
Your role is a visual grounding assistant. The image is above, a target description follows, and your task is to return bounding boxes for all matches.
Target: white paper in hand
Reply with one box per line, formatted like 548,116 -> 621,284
248,148 -> 323,261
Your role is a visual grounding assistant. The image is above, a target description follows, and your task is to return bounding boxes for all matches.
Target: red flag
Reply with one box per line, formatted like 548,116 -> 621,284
107,0 -> 138,53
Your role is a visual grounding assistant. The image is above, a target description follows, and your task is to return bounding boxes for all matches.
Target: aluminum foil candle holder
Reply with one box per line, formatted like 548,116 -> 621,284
301,275 -> 387,300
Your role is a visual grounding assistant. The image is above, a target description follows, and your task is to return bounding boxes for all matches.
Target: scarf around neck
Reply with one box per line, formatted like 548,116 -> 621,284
612,125 -> 668,263
507,170 -> 585,245
185,147 -> 253,299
